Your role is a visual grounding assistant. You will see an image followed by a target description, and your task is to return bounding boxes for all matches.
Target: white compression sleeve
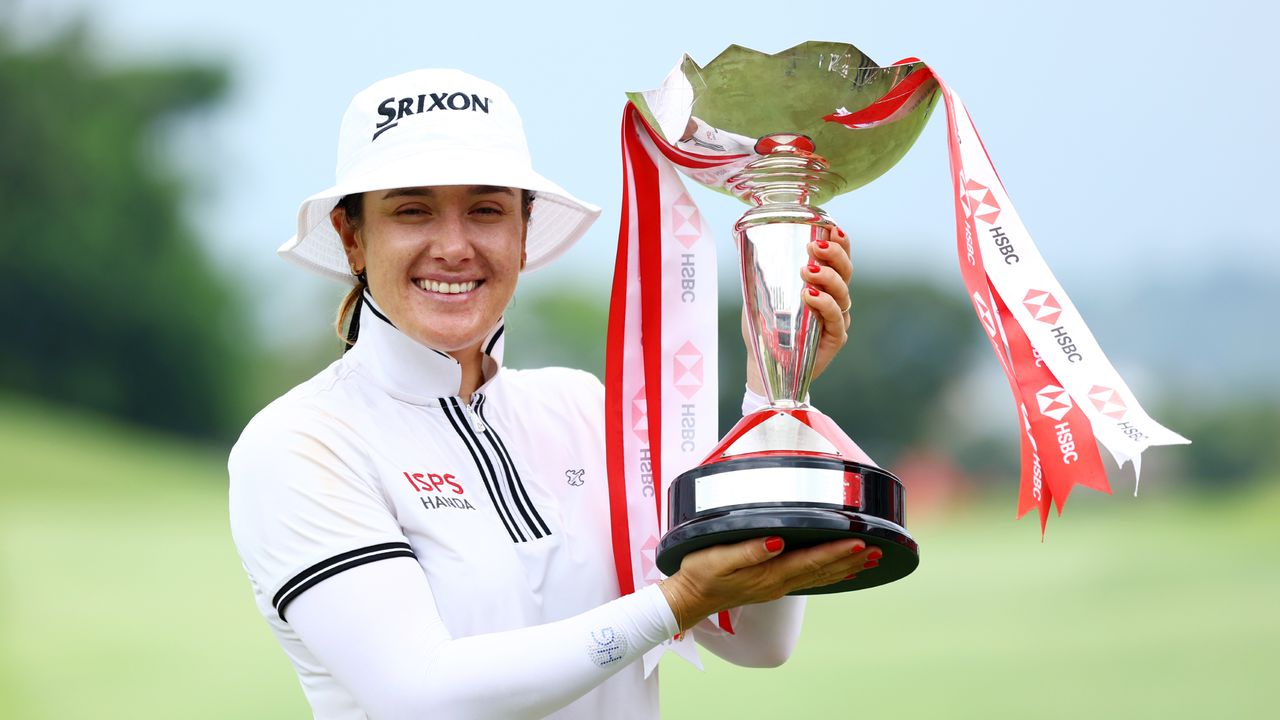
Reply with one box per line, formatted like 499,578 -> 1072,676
286,557 -> 678,720
691,596 -> 807,668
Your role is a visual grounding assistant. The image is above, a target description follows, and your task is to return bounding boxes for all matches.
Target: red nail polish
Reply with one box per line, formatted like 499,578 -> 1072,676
807,287 -> 819,297
817,239 -> 830,249
764,536 -> 784,553
836,227 -> 846,238
867,549 -> 883,561
843,573 -> 858,580
807,263 -> 820,273
863,560 -> 879,570
850,542 -> 865,554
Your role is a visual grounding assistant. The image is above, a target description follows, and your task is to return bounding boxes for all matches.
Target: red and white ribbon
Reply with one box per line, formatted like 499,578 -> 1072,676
608,103 -> 735,673
826,59 -> 1189,530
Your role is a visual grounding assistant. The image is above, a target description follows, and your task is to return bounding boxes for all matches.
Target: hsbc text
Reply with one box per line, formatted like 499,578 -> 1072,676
989,226 -> 1019,264
1049,326 -> 1084,363
639,447 -> 654,497
1031,453 -> 1043,501
680,404 -> 697,452
680,254 -> 696,303
1117,421 -> 1148,443
1053,422 -> 1080,464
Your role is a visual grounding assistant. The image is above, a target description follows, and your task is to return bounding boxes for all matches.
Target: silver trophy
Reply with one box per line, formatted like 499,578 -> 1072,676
633,42 -> 939,593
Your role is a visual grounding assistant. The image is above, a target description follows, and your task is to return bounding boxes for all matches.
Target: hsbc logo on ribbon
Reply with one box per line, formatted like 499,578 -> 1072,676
673,341 -> 704,398
971,291 -> 998,338
962,177 -> 1002,225
1036,385 -> 1073,421
1023,289 -> 1063,325
640,534 -> 664,584
671,193 -> 703,249
630,386 -> 648,442
1088,385 -> 1128,420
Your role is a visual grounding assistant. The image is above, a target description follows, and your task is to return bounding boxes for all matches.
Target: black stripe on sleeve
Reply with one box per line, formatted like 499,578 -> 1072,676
440,398 -> 525,542
475,395 -> 552,537
273,542 -> 415,621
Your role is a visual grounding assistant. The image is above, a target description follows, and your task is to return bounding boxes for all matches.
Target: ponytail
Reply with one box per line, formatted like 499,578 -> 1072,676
336,276 -> 367,353
333,193 -> 367,353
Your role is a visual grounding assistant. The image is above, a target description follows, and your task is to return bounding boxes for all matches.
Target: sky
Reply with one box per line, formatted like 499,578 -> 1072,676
8,0 -> 1278,394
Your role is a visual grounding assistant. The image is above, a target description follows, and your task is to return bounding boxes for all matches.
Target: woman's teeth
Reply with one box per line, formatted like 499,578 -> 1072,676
417,280 -> 478,294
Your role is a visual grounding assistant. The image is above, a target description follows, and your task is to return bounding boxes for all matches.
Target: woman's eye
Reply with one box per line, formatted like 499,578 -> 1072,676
472,206 -> 504,216
395,207 -> 429,216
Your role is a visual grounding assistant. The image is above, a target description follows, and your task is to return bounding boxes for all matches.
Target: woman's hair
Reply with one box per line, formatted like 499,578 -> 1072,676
335,189 -> 535,351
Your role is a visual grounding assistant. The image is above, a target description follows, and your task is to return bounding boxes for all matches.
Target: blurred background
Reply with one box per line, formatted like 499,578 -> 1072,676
2,0 -> 1276,717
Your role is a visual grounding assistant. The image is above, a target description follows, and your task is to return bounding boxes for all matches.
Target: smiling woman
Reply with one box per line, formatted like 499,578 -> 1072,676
228,67 -> 871,720
332,184 -> 536,396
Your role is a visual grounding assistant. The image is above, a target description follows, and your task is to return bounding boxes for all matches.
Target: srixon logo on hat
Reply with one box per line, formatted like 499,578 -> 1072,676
373,91 -> 493,140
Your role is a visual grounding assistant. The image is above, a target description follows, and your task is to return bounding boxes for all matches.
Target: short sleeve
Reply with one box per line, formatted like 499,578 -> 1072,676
228,405 -> 413,622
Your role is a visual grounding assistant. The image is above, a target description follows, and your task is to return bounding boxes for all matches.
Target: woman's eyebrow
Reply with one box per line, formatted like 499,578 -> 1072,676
468,185 -> 514,196
382,187 -> 434,199
379,186 -> 513,199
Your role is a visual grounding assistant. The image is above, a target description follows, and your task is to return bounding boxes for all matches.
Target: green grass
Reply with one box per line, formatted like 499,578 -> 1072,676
0,397 -> 306,719
2,395 -> 1276,718
660,488 -> 1280,718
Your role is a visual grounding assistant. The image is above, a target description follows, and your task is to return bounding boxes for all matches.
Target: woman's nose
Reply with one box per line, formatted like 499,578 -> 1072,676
428,213 -> 475,264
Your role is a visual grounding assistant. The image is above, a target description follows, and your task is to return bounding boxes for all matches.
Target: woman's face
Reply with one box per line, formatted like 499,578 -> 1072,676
335,184 -> 527,357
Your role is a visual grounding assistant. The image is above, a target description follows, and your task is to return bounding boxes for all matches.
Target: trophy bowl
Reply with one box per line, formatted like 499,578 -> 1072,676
632,42 -> 940,593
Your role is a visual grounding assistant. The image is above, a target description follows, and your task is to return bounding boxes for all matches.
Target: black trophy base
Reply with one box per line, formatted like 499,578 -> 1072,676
655,456 -> 918,594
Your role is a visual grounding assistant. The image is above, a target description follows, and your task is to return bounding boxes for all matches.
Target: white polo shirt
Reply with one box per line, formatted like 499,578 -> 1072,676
229,296 -> 665,718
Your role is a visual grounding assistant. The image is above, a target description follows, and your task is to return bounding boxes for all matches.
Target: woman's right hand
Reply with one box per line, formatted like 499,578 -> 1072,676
658,536 -> 882,633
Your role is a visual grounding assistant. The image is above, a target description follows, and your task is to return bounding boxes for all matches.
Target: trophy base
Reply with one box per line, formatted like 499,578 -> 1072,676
655,408 -> 918,594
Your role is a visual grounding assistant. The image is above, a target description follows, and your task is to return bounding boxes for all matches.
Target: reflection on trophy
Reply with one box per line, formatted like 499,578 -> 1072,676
635,42 -> 940,593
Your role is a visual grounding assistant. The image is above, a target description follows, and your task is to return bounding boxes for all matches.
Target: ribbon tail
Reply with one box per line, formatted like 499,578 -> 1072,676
1132,453 -> 1143,496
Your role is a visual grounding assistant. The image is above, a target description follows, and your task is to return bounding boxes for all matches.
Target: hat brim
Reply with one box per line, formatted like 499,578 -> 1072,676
278,146 -> 600,284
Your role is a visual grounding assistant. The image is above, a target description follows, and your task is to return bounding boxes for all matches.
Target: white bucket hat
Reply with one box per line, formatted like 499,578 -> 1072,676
278,68 -> 600,283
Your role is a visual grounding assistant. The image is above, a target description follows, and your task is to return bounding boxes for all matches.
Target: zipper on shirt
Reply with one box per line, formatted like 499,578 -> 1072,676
462,393 -> 487,433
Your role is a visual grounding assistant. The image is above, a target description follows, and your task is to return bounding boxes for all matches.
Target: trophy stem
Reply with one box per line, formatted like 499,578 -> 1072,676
732,134 -> 844,406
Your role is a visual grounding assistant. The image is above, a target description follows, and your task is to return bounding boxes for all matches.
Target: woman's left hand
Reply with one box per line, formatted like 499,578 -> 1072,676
745,224 -> 853,395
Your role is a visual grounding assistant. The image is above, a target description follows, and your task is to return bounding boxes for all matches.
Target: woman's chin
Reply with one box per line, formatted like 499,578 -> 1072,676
404,322 -> 490,357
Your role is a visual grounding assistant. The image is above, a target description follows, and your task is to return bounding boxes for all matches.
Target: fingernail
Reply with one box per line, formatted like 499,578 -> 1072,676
863,560 -> 879,569
807,263 -> 820,274
807,287 -> 819,297
850,542 -> 865,554
867,549 -> 883,561
843,573 -> 858,580
836,227 -> 846,238
817,239 -> 830,249
764,536 -> 784,553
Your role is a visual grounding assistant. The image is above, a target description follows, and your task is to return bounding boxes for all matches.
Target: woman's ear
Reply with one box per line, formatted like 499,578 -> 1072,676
520,220 -> 529,270
332,205 -> 365,273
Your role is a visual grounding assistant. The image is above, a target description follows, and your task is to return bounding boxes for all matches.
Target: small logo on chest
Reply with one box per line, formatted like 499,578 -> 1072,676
566,468 -> 585,487
403,471 -> 477,511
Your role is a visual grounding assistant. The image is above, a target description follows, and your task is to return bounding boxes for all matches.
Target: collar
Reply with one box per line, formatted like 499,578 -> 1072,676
344,290 -> 505,404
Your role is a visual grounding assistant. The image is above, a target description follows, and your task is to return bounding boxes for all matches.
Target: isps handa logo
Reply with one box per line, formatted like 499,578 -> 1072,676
402,471 -> 476,511
373,91 -> 493,141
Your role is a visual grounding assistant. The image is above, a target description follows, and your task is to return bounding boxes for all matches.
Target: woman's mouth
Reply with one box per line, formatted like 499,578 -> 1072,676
415,279 -> 481,295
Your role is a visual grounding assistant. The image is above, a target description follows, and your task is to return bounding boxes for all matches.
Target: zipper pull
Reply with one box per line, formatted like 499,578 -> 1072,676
463,397 -> 487,433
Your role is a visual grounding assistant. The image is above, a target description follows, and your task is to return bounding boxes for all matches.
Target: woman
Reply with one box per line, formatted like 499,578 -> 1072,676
229,68 -> 880,719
